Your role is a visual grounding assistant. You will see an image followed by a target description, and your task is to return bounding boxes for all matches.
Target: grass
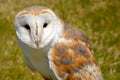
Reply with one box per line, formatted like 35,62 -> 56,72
0,0 -> 120,80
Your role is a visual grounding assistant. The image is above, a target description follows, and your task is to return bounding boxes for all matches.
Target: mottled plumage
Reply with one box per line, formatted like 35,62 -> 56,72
49,24 -> 102,80
14,6 -> 103,80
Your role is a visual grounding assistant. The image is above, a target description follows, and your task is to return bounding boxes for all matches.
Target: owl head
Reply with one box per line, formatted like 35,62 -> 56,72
14,6 -> 64,48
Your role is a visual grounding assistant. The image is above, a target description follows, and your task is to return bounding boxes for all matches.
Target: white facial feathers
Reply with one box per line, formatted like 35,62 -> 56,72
14,6 -> 64,48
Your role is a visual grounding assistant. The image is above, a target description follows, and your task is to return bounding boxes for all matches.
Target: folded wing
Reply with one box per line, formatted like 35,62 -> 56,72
48,24 -> 103,80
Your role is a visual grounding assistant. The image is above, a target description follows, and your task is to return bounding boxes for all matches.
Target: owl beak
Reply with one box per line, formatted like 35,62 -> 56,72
35,23 -> 41,48
35,39 -> 40,48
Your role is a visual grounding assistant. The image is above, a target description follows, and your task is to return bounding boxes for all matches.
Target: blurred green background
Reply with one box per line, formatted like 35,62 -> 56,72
0,0 -> 120,80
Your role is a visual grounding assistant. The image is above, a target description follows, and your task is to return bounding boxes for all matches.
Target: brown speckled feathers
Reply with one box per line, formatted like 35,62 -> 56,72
49,24 -> 103,80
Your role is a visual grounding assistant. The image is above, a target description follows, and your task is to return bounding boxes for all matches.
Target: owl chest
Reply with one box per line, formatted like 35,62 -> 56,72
24,47 -> 56,79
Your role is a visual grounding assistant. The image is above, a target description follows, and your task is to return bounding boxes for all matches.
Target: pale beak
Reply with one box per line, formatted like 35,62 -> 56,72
35,39 -> 40,48
34,23 -> 41,48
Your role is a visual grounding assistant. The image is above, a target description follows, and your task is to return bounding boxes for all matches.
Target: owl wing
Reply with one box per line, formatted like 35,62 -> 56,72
48,24 -> 103,80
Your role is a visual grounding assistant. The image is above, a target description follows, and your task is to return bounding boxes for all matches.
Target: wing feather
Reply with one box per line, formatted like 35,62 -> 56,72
49,24 -> 103,80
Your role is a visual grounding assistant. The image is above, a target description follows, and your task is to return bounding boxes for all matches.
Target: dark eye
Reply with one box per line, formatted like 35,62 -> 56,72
43,23 -> 48,28
24,24 -> 30,30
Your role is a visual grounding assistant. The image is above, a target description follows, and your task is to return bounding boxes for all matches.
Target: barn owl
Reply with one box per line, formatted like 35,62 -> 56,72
14,6 -> 103,80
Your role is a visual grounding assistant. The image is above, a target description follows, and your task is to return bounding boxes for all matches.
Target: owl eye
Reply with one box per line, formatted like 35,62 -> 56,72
24,24 -> 30,30
43,23 -> 48,28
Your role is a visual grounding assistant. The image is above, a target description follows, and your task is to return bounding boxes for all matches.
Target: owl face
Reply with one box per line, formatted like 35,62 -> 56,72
14,6 -> 63,48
